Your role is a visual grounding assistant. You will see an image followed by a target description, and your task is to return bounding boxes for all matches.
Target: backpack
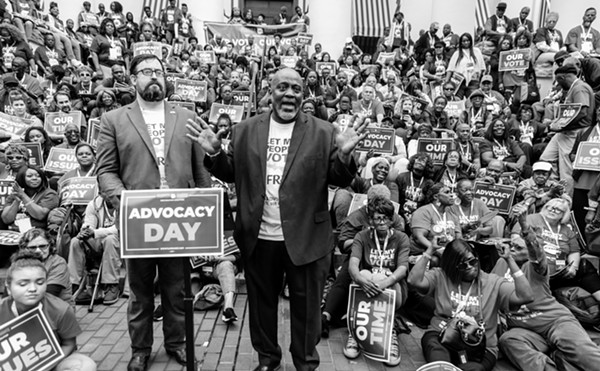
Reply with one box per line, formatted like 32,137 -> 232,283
553,286 -> 600,328
193,283 -> 223,311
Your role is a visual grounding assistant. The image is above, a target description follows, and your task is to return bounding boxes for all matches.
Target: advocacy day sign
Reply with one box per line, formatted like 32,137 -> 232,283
0,112 -> 31,136
315,62 -> 336,76
417,138 -> 454,165
133,41 -> 162,57
58,177 -> 97,206
473,182 -> 516,214
44,148 -> 77,174
43,112 -> 82,137
347,284 -> 396,363
86,119 -> 101,150
208,103 -> 245,123
498,49 -> 530,72
174,79 -> 207,102
0,306 -> 64,371
573,141 -> 600,171
553,103 -> 582,130
204,22 -> 307,54
355,127 -> 395,155
22,142 -> 43,168
444,100 -> 466,118
120,188 -> 223,258
0,179 -> 13,208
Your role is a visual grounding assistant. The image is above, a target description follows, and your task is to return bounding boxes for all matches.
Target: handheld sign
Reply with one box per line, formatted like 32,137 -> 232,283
296,33 -> 313,46
498,49 -> 530,72
0,112 -> 31,136
429,80 -> 443,100
347,193 -> 400,216
208,103 -> 245,124
553,103 -> 582,131
0,179 -> 13,208
281,56 -> 299,68
315,61 -> 336,76
573,142 -> 600,171
120,188 -> 223,258
165,72 -> 185,84
169,101 -> 196,112
339,67 -> 357,81
190,230 -> 239,269
472,182 -> 516,215
417,138 -> 454,165
44,148 -> 78,174
444,100 -> 466,118
0,306 -> 65,371
231,91 -> 251,107
22,142 -> 44,167
44,112 -> 82,137
376,52 -> 395,65
87,119 -> 101,150
447,72 -> 464,95
347,284 -> 396,363
355,127 -> 396,155
58,177 -> 98,206
194,50 -> 217,64
133,41 -> 162,57
174,79 -> 207,102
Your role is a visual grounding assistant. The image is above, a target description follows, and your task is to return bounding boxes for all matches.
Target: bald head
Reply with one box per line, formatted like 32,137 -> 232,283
271,68 -> 303,123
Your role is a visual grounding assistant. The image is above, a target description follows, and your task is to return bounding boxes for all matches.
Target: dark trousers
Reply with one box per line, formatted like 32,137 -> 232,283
127,257 -> 186,355
245,239 -> 330,371
421,331 -> 497,371
323,255 -> 352,323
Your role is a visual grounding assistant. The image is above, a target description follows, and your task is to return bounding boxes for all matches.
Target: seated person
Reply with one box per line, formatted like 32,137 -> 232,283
55,123 -> 83,149
455,123 -> 481,176
462,89 -> 493,134
68,191 -> 121,305
351,157 -> 399,202
479,119 -> 527,175
396,154 -> 435,226
433,149 -> 469,194
0,250 -> 96,371
495,203 -> 600,371
516,161 -> 565,213
448,179 -> 499,240
96,64 -> 135,105
476,159 -> 518,186
508,104 -> 547,165
344,198 -> 409,367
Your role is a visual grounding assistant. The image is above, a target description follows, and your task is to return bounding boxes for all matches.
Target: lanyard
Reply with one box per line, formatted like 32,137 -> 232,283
410,173 -> 424,201
77,165 -> 95,177
458,202 -> 474,221
431,204 -> 447,225
11,301 -> 43,317
456,281 -> 474,314
361,100 -> 372,114
373,229 -> 391,272
520,120 -> 531,134
542,215 -> 561,248
580,25 -> 592,40
446,169 -> 457,190
493,138 -> 507,151
458,142 -> 470,159
307,86 -> 315,98
564,78 -> 579,102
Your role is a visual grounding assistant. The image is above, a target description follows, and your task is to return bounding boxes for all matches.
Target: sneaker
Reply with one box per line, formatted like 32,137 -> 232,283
222,307 -> 238,323
153,304 -> 163,321
75,290 -> 93,305
103,284 -> 120,305
71,58 -> 83,68
343,334 -> 360,359
321,313 -> 330,338
384,328 -> 401,367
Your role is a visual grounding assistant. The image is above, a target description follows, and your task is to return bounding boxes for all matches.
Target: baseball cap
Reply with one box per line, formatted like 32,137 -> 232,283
469,89 -> 485,100
532,161 -> 552,172
554,50 -> 570,63
554,65 -> 578,75
497,2 -> 507,9
481,75 -> 493,83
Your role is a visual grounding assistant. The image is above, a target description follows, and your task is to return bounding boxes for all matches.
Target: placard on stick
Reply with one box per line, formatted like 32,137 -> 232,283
174,79 -> 208,102
296,33 -> 313,46
87,118 -> 101,150
208,103 -> 245,123
355,127 -> 396,155
417,138 -> 454,165
444,100 -> 466,118
44,148 -> 78,174
133,41 -> 162,57
120,188 -> 223,258
472,182 -> 516,215
553,103 -> 582,131
58,177 -> 98,206
573,142 -> 600,171
281,56 -> 299,68
376,52 -> 396,65
194,50 -> 216,64
498,49 -> 530,72
22,142 -> 43,167
0,179 -> 14,208
315,62 -> 336,76
0,112 -> 31,136
44,112 -> 82,137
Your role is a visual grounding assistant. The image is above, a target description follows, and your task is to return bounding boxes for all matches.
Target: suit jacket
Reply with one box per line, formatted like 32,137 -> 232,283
96,100 -> 211,209
207,112 -> 357,265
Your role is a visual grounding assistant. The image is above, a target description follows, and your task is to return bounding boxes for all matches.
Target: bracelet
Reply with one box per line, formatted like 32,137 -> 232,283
422,252 -> 433,260
512,270 -> 524,278
584,207 -> 597,211
207,149 -> 222,158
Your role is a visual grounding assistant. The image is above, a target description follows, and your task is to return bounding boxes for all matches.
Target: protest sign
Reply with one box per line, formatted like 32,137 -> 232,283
86,119 -> 101,150
0,230 -> 21,245
297,33 -> 313,46
44,112 -> 82,137
204,22 -> 307,54
169,101 -> 196,111
190,230 -> 239,269
22,142 -> 43,168
208,103 -> 245,123
473,182 -> 516,215
376,52 -> 396,65
194,50 -> 217,64
447,72 -> 465,95
355,127 -> 396,155
231,91 -> 251,107
81,12 -> 99,27
417,138 -> 454,165
498,49 -> 530,72
133,41 -> 162,57
58,177 -> 97,206
315,61 -> 336,76
347,284 -> 396,363
0,179 -> 13,208
347,193 -> 400,216
429,80 -> 443,100
281,56 -> 299,68
120,188 -> 223,258
444,100 -> 466,118
339,67 -> 358,80
553,103 -> 582,131
0,112 -> 31,136
174,79 -> 208,102
573,142 -> 600,171
0,306 -> 64,371
44,148 -> 77,174
165,72 -> 185,84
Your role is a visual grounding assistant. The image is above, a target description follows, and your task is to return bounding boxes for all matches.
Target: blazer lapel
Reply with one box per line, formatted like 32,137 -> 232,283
127,102 -> 157,164
257,115 -> 269,183
281,113 -> 307,185
164,102 -> 177,158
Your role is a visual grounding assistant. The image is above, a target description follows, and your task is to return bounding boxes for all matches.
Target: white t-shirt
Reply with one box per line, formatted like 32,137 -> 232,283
258,118 -> 294,240
140,104 -> 168,188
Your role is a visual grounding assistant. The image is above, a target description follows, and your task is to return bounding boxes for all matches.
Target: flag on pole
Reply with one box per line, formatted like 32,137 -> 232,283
351,0 -> 392,38
538,0 -> 551,28
475,0 -> 490,31
140,0 -> 172,21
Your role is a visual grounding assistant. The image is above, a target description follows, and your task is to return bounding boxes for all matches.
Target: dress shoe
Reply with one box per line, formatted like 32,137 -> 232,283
127,353 -> 149,371
252,365 -> 280,371
166,348 -> 191,366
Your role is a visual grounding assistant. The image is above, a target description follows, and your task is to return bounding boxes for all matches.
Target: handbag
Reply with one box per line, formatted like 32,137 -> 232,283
439,279 -> 486,362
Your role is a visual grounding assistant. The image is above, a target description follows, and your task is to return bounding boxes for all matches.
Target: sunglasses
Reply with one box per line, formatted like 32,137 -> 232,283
372,216 -> 391,224
27,244 -> 49,250
79,73 -> 91,77
457,257 -> 479,270
444,87 -> 454,91
7,155 -> 24,160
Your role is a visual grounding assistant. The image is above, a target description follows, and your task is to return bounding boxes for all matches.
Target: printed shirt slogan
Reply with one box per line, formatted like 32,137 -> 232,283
146,119 -> 167,188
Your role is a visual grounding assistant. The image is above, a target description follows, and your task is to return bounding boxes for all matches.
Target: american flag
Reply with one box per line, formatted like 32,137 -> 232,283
351,0 -> 393,38
140,0 -> 173,21
475,0 -> 490,31
538,0 -> 551,28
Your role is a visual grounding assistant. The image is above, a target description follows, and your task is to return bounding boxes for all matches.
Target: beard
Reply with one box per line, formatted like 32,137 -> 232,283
141,83 -> 165,102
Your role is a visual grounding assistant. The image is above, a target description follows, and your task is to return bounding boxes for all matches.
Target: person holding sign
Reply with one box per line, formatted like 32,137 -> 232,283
447,33 -> 485,98
187,68 -> 368,371
0,250 -> 96,371
90,18 -> 128,79
448,179 -> 496,241
96,54 -> 211,370
480,120 -> 527,175
345,198 -> 409,366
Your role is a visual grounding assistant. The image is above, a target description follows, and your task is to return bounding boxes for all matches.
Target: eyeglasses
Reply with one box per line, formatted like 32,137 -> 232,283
136,68 -> 165,77
372,216 -> 391,224
443,87 -> 454,91
457,257 -> 479,270
65,130 -> 79,135
79,73 -> 91,77
7,155 -> 24,160
547,206 -> 567,214
27,244 -> 49,250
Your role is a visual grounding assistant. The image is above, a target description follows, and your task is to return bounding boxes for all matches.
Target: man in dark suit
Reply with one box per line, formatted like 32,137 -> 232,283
96,54 -> 211,371
187,68 -> 368,371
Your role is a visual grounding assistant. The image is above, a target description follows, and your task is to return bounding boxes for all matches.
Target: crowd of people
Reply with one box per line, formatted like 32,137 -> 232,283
1,1 -> 600,371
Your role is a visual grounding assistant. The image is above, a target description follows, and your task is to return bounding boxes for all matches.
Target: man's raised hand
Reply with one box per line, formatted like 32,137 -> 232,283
333,113 -> 369,163
186,116 -> 224,155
